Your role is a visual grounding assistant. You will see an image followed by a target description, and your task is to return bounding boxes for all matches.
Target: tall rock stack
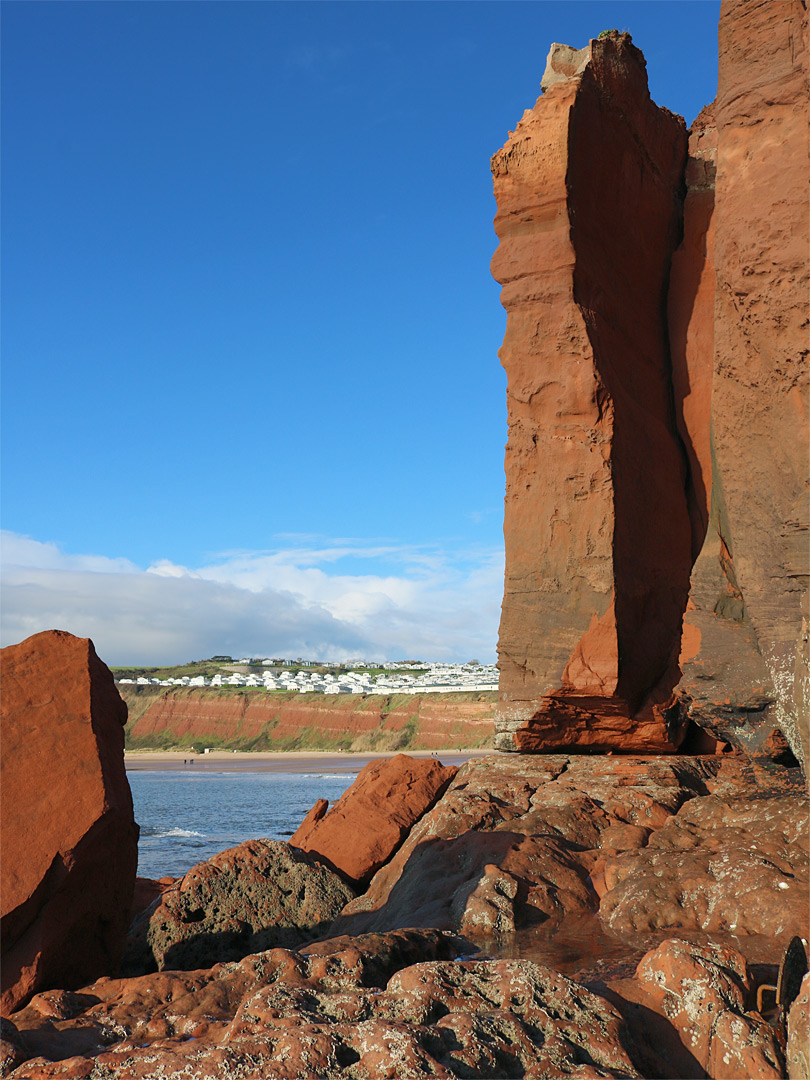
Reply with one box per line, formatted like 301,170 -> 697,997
492,1 -> 809,771
491,32 -> 691,753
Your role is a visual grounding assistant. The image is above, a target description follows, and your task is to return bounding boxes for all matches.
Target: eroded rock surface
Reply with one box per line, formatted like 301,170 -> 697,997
6,925 -> 797,1080
333,754 -> 808,946
0,631 -> 138,1015
6,931 -> 642,1079
787,971 -> 810,1080
704,0 -> 810,774
493,9 -> 809,772
123,839 -> 355,975
291,754 -> 457,887
607,938 -> 785,1079
599,795 -> 809,937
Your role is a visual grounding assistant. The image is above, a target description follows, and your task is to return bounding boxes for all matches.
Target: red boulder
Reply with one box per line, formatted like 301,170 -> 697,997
1,631 -> 138,1015
290,754 -> 456,886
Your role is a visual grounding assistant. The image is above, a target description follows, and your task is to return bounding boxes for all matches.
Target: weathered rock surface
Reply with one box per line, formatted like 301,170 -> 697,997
607,938 -> 785,1079
674,0 -> 810,774
122,685 -> 495,752
0,631 -> 138,1016
599,794 -> 809,937
291,754 -> 457,887
123,839 -> 355,975
333,754 -> 809,946
787,971 -> 810,1080
491,31 -> 692,754
5,930 -> 644,1079
7,923 -> 798,1080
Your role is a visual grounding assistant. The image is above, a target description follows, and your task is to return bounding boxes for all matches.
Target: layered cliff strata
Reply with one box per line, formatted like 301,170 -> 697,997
493,1 -> 809,767
491,33 -> 691,752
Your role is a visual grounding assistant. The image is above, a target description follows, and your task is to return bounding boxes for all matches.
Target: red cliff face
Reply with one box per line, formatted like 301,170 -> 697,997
492,33 -> 691,753
494,6 -> 809,771
673,0 -> 809,772
122,686 -> 495,752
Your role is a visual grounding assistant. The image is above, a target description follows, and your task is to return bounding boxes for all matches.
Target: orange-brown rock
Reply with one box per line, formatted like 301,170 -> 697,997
333,753 -> 808,945
0,631 -> 138,1016
122,685 -> 495,752
599,794 -> 809,938
129,877 -> 174,924
5,933 -> 642,1079
668,103 -> 716,562
610,939 -> 785,1079
491,32 -> 692,754
788,971 -> 810,1080
290,754 -> 457,887
4,922 -> 797,1080
674,0 -> 810,774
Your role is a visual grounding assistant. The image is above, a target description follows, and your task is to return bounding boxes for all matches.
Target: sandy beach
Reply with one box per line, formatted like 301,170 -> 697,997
124,748 -> 494,775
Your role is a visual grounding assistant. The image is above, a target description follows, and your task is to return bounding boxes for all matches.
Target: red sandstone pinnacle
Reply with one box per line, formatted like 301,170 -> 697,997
0,630 -> 139,1015
290,753 -> 457,887
491,32 -> 691,753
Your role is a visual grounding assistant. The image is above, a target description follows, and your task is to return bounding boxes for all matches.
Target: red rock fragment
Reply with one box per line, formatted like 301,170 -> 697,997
0,631 -> 138,1016
290,753 -> 456,887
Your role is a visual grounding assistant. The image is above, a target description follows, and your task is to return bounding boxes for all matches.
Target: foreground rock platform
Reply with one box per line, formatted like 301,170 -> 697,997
334,754 -> 808,947
0,631 -> 138,1016
3,928 -> 802,1078
2,748 -> 807,1077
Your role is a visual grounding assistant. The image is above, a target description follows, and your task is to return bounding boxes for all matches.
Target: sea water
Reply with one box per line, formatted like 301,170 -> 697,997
129,770 -> 354,879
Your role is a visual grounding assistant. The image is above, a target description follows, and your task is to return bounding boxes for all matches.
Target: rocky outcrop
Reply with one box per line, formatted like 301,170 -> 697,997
675,0 -> 810,772
493,6 -> 809,768
599,794 -> 808,936
2,930 -> 642,1079
333,753 -> 808,944
2,924 -> 798,1080
0,631 -> 138,1015
123,839 -> 355,975
491,32 -> 691,754
122,685 -> 494,752
608,938 -> 786,1079
291,754 -> 457,887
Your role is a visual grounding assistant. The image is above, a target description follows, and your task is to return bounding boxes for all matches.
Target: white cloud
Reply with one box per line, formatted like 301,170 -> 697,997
1,531 -> 503,667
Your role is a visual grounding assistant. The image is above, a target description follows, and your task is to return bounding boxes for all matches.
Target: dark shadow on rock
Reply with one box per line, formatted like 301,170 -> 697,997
596,982 -> 706,1080
324,830 -> 566,940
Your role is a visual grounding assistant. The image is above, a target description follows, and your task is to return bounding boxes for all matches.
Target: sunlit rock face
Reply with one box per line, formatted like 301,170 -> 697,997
0,631 -> 138,1015
491,32 -> 691,754
492,3 -> 809,771
675,0 -> 809,773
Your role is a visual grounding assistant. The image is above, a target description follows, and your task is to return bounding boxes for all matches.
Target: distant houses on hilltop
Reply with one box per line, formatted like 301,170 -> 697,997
117,660 -> 499,695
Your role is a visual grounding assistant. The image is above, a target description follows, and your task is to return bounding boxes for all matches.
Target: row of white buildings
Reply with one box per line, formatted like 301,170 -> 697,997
118,662 -> 499,695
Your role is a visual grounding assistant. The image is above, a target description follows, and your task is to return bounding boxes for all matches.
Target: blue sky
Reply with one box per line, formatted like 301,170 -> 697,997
1,1 -> 720,665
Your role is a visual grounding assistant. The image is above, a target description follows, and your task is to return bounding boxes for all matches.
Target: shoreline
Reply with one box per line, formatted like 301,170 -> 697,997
124,748 -> 495,774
